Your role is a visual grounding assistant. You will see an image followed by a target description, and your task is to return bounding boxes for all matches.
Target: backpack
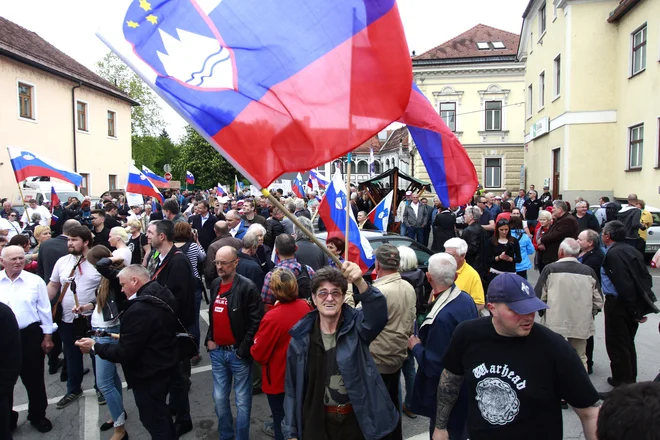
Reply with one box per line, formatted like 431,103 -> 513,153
603,202 -> 621,227
295,264 -> 312,299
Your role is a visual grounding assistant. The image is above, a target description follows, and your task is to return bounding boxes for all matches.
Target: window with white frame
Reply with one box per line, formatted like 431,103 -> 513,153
77,101 -> 88,131
527,84 -> 533,117
631,25 -> 646,76
539,72 -> 545,108
629,124 -> 644,169
107,111 -> 116,137
485,158 -> 502,188
440,102 -> 456,131
554,55 -> 561,97
485,101 -> 502,131
18,82 -> 34,119
539,2 -> 547,35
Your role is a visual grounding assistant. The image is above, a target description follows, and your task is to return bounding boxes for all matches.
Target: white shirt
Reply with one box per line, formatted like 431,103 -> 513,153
230,223 -> 241,237
0,218 -> 22,240
50,254 -> 101,323
0,269 -> 56,333
21,205 -> 51,226
112,247 -> 133,265
200,213 -> 210,227
411,202 -> 419,217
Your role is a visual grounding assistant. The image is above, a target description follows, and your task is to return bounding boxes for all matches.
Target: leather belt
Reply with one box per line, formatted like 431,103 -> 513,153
217,345 -> 235,351
325,403 -> 353,415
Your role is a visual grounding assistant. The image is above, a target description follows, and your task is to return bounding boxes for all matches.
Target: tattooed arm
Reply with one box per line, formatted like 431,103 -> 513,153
574,401 -> 601,440
431,369 -> 464,440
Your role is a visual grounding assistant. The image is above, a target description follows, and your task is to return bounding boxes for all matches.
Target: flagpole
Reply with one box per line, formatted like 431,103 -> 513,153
7,148 -> 31,220
260,189 -> 342,267
344,153 -> 352,262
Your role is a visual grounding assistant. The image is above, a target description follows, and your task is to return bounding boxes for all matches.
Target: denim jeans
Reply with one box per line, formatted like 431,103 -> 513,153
59,321 -> 84,395
187,285 -> 203,353
266,393 -> 285,440
209,348 -> 253,440
401,352 -> 416,408
407,227 -> 425,244
93,325 -> 125,427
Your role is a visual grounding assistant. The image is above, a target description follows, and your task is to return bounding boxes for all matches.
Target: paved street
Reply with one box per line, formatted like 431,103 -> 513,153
11,266 -> 660,440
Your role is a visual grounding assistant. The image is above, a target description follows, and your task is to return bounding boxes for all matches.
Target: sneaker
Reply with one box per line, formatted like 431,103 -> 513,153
261,420 -> 275,437
56,392 -> 83,409
97,390 -> 107,406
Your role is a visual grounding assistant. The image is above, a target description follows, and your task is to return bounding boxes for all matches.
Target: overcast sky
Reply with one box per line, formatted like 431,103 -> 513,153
1,0 -> 528,142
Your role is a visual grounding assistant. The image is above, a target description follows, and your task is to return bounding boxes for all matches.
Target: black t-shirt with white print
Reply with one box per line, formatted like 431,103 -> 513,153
442,317 -> 599,440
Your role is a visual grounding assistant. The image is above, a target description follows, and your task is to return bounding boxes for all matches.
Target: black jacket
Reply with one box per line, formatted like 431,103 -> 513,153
265,218 -> 285,249
94,258 -> 129,322
580,248 -> 605,283
462,222 -> 489,277
188,213 -> 218,251
205,274 -> 263,359
432,210 -> 456,252
236,251 -> 265,288
36,235 -> 69,282
0,302 -> 21,394
95,281 -> 179,386
152,248 -> 196,328
618,208 -> 643,240
295,238 -> 326,271
602,242 -> 659,319
539,212 -> 579,264
574,213 -> 601,233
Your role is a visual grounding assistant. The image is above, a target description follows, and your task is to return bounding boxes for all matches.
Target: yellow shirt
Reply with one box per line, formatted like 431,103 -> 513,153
455,262 -> 485,305
639,210 -> 653,240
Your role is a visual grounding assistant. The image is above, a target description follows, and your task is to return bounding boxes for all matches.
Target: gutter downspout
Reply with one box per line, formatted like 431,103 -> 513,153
72,82 -> 82,173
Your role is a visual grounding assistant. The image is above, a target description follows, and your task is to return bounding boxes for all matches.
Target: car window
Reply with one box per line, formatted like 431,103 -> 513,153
650,212 -> 660,227
385,238 -> 433,266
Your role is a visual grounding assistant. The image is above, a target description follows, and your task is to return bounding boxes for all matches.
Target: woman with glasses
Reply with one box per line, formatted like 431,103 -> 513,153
534,210 -> 553,273
251,269 -> 312,440
247,223 -> 275,275
1,211 -> 23,240
508,217 -> 534,279
487,219 -> 521,284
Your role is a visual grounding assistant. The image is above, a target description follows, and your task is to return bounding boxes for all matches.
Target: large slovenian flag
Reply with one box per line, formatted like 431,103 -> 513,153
368,190 -> 393,232
310,169 -> 329,190
127,165 -> 164,202
318,171 -> 374,272
142,165 -> 170,188
399,83 -> 478,207
8,147 -> 83,187
292,173 -> 305,198
97,0 -> 412,189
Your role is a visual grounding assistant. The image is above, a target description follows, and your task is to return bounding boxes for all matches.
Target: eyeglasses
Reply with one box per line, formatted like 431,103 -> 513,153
8,214 -> 16,217
315,289 -> 343,299
214,259 -> 237,266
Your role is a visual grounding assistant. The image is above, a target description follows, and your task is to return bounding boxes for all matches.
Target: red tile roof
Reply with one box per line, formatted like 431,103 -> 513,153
380,126 -> 408,153
352,135 -> 383,154
0,17 -> 136,105
413,24 -> 520,61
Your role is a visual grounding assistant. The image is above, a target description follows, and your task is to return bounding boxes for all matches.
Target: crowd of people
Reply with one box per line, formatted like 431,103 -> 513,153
0,183 -> 659,440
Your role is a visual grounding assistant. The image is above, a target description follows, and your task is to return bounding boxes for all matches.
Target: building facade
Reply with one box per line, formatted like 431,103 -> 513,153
412,24 -> 527,198
0,17 -> 135,200
519,0 -> 660,206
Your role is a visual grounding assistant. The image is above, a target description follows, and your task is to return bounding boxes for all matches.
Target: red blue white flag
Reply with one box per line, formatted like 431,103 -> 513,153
306,175 -> 314,192
186,171 -> 195,185
216,184 -> 226,196
49,186 -> 61,210
97,0 -> 412,188
318,170 -> 374,273
367,190 -> 393,232
142,165 -> 170,188
310,169 -> 329,189
127,165 -> 164,202
8,147 -> 82,187
292,173 -> 305,198
399,83 -> 478,207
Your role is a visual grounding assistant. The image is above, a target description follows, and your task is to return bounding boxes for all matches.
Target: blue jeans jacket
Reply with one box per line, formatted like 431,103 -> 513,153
283,286 -> 399,440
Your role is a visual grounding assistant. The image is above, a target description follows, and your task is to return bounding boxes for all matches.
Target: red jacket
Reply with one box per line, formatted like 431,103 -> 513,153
250,299 -> 311,394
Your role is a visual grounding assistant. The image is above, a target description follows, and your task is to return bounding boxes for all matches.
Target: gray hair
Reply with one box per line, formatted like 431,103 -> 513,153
464,206 -> 482,222
559,238 -> 581,257
443,238 -> 468,257
581,229 -> 600,247
294,199 -> 305,210
0,245 -> 24,258
294,216 -> 314,240
397,246 -> 417,272
538,210 -> 553,221
118,264 -> 151,281
285,201 -> 296,213
31,213 -> 42,223
553,200 -> 568,212
242,232 -> 259,249
576,201 -> 587,208
247,223 -> 266,236
427,253 -> 457,288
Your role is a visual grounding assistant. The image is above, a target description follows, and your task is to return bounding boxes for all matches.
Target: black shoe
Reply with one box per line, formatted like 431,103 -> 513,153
100,411 -> 127,431
252,387 -> 263,396
560,400 -> 568,409
607,377 -> 623,387
402,404 -> 417,419
587,365 -> 593,375
175,421 -> 193,438
60,371 -> 68,382
83,368 -> 91,376
10,411 -> 18,431
49,359 -> 64,375
30,418 -> 53,433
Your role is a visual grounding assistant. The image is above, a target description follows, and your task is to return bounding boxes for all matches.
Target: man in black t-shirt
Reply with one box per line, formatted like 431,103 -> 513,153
522,190 -> 542,231
431,273 -> 601,440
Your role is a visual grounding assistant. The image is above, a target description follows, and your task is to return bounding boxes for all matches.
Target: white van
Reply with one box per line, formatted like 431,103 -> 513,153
10,178 -> 84,212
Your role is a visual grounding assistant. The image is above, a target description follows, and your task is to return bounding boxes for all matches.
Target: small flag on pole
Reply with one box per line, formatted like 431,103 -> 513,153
367,190 -> 393,232
185,171 -> 195,185
292,173 -> 305,198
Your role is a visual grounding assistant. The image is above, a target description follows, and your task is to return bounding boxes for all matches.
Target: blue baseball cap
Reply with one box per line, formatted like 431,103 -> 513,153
487,273 -> 549,315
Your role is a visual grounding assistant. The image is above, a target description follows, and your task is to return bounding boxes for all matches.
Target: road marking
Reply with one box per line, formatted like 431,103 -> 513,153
13,365 -> 212,413
404,434 -> 429,440
200,309 -> 209,325
82,393 -> 99,440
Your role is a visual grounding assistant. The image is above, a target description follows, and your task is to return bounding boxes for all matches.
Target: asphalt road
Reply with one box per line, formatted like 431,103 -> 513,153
11,265 -> 660,440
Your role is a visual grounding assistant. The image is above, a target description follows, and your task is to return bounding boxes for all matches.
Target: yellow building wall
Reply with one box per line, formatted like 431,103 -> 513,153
0,56 -> 133,198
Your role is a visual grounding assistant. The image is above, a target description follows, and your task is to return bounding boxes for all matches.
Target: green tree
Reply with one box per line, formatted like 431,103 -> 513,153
95,52 -> 164,137
154,129 -> 179,172
173,126 -> 243,189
